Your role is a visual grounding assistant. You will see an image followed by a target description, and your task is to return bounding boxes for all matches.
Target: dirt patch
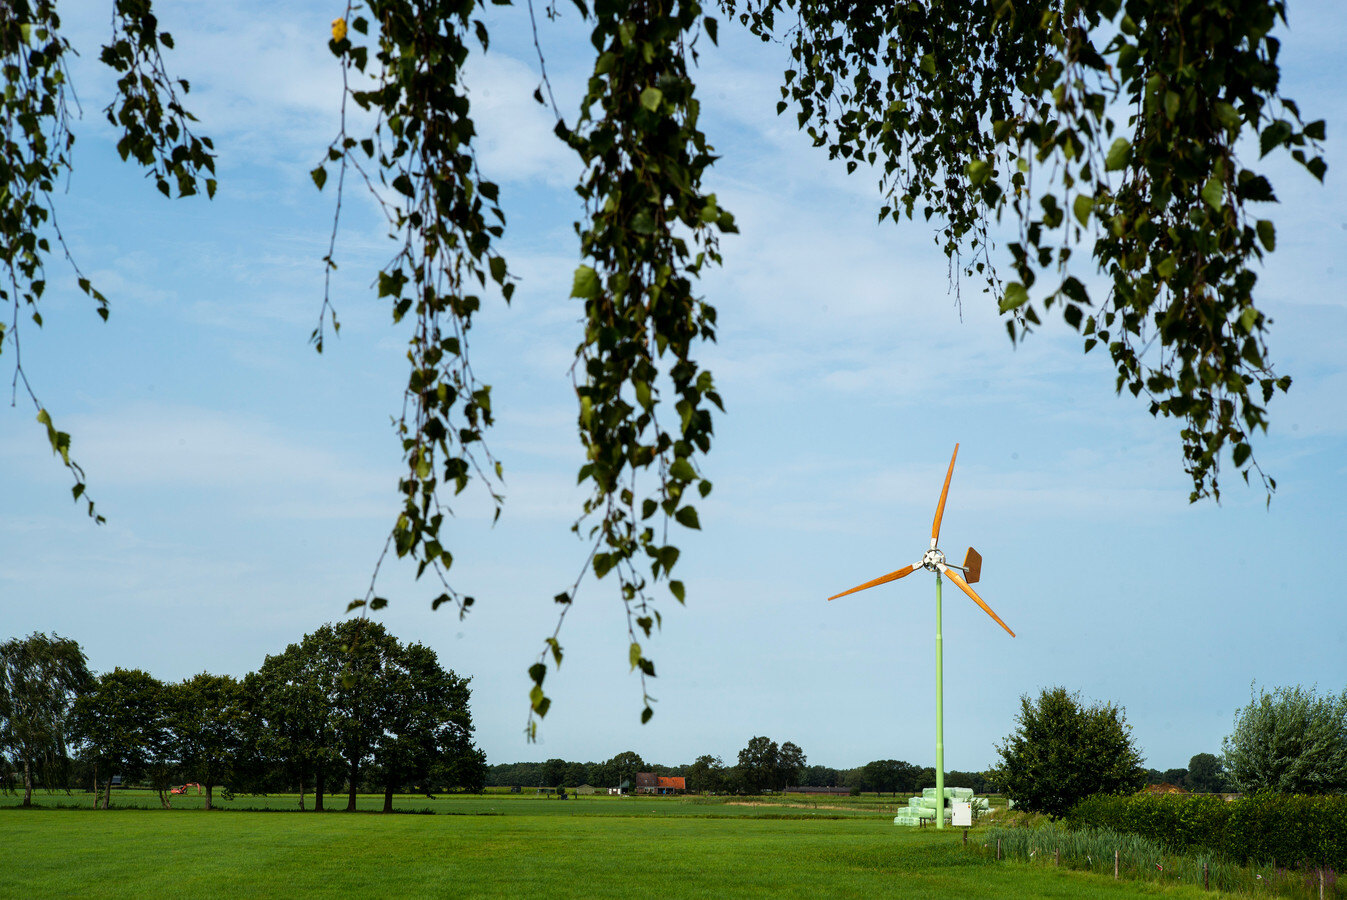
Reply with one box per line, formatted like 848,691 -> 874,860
723,801 -> 868,813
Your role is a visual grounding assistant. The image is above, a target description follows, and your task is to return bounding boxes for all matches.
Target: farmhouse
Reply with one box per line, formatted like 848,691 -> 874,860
633,773 -> 685,794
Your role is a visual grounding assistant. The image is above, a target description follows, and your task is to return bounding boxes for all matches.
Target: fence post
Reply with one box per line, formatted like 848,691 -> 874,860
997,838 -> 1001,860
1114,848 -> 1119,880
1054,849 -> 1060,868
962,828 -> 968,846
1320,867 -> 1325,900
1203,862 -> 1208,890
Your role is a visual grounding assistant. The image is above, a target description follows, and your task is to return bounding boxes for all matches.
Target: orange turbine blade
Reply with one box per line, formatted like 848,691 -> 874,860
941,565 -> 1015,637
931,443 -> 959,546
827,564 -> 916,601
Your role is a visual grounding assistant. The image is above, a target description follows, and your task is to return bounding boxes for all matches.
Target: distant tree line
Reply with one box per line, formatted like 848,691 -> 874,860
0,624 -> 485,810
484,735 -> 997,796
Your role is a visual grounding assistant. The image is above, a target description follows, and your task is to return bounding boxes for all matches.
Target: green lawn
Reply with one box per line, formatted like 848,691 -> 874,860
1,793 -> 1228,898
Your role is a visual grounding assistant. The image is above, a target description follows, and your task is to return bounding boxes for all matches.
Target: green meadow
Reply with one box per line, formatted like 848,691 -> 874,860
2,791 -> 1229,898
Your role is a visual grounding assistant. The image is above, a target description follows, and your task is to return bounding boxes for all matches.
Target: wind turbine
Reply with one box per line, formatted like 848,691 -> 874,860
828,443 -> 1015,829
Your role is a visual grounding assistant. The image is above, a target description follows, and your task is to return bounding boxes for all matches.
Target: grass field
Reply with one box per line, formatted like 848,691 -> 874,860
1,791 -> 1229,898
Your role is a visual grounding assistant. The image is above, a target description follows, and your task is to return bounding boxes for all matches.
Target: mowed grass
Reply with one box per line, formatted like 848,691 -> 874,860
1,795 -> 1227,898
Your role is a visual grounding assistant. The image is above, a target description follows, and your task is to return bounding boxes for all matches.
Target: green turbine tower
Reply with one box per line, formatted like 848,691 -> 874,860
828,444 -> 1016,828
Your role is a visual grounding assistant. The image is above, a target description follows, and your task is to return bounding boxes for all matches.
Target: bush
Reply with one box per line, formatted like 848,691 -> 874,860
1068,792 -> 1347,871
994,687 -> 1145,818
1223,685 -> 1347,794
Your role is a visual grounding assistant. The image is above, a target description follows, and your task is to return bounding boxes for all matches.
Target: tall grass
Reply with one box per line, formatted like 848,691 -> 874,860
980,822 -> 1340,898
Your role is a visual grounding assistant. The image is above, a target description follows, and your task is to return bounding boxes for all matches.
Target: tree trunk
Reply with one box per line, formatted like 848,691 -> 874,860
21,757 -> 33,808
158,787 -> 171,809
298,772 -> 306,811
383,781 -> 395,813
315,767 -> 325,812
204,783 -> 213,811
347,758 -> 360,811
102,777 -> 112,810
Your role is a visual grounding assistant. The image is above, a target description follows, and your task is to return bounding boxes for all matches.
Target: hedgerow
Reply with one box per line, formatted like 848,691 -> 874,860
1067,792 -> 1347,871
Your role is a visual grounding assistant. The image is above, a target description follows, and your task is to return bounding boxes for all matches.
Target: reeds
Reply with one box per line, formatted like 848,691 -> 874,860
979,822 -> 1339,898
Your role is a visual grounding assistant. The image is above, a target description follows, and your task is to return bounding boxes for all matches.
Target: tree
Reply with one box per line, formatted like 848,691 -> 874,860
70,668 -> 170,809
946,770 -> 992,795
862,759 -> 923,797
318,619 -> 402,811
5,1 -> 1324,727
370,641 -> 480,810
1159,767 -> 1189,788
1185,752 -> 1228,794
246,639 -> 341,811
1222,684 -> 1347,794
776,741 -> 807,791
737,736 -> 781,793
994,686 -> 1145,818
604,750 -> 645,790
171,673 -> 245,810
802,764 -> 841,788
0,633 -> 92,806
686,754 -> 726,794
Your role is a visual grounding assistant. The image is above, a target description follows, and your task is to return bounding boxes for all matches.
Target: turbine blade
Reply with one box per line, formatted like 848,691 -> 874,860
828,564 -> 916,601
931,443 -> 959,547
941,565 -> 1015,637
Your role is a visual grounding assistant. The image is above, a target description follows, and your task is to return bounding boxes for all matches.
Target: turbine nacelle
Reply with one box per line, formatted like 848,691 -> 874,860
920,548 -> 945,572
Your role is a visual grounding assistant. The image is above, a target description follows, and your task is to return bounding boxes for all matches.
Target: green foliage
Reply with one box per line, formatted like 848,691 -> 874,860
730,0 -> 1321,503
5,0 -> 1330,731
1068,792 -> 1347,871
0,632 -> 92,806
371,640 -> 479,808
1185,752 -> 1228,794
171,673 -> 245,810
323,0 -> 513,632
736,736 -> 807,792
858,759 -> 923,796
69,668 -> 170,807
1222,684 -> 1347,794
994,686 -> 1145,818
1,0 -> 213,520
605,749 -> 645,790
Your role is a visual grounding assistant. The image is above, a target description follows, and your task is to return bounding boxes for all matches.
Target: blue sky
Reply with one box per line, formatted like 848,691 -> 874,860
4,0 -> 1345,774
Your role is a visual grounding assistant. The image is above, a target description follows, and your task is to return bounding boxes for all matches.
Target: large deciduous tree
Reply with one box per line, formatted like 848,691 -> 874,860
994,686 -> 1145,818
70,668 -> 170,809
371,641 -> 480,811
3,0 -> 1326,725
736,736 -> 777,794
171,672 -> 245,810
246,639 -> 342,811
686,754 -> 727,794
0,632 -> 92,807
1222,684 -> 1347,794
604,750 -> 645,790
1185,752 -> 1228,794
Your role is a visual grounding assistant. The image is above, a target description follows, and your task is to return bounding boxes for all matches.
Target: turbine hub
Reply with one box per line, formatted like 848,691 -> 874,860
921,548 -> 945,572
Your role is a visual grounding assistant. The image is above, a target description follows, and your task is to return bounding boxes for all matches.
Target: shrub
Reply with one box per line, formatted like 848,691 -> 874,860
1068,792 -> 1347,871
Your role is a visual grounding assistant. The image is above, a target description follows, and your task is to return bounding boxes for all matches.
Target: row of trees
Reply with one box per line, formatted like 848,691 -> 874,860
994,684 -> 1347,819
485,736 -> 995,796
0,623 -> 485,810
